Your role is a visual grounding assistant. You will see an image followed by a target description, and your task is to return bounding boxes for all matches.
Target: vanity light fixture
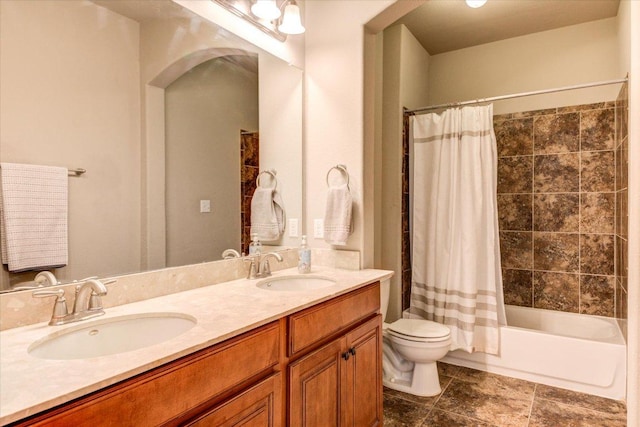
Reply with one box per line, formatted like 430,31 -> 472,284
278,0 -> 305,35
212,0 -> 304,41
251,0 -> 281,20
465,0 -> 488,8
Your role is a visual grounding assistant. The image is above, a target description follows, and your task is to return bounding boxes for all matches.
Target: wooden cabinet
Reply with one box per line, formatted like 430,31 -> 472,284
288,283 -> 382,427
288,315 -> 382,427
11,282 -> 382,427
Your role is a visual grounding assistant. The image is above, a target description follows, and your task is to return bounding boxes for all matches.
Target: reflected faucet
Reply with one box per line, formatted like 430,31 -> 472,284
33,278 -> 115,326
13,271 -> 59,291
222,249 -> 242,259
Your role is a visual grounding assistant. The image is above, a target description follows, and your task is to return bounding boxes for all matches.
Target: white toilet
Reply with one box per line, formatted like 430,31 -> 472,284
380,279 -> 452,397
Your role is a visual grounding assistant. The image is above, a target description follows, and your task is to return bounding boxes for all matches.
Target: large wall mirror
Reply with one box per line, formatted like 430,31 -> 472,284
0,0 -> 303,291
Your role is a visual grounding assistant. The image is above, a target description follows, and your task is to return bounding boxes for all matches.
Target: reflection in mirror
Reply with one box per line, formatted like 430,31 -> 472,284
0,0 -> 302,291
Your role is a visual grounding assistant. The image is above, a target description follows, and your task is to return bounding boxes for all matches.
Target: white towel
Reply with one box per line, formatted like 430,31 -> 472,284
250,187 -> 285,241
323,184 -> 352,245
0,163 -> 68,272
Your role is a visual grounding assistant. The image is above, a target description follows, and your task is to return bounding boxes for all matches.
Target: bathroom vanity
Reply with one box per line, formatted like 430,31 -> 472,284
0,268 -> 390,426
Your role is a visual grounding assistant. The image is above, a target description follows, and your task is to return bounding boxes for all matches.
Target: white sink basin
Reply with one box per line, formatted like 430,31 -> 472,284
257,275 -> 337,291
28,313 -> 197,360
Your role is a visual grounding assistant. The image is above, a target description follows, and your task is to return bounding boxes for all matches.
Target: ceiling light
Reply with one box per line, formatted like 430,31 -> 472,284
251,0 -> 281,20
465,0 -> 487,8
278,0 -> 305,35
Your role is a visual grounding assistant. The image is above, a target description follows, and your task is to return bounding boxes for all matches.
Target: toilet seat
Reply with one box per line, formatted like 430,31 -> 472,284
386,319 -> 450,343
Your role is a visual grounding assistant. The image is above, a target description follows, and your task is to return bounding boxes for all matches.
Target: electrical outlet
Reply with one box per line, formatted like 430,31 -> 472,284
313,219 -> 324,239
288,218 -> 299,237
200,200 -> 211,213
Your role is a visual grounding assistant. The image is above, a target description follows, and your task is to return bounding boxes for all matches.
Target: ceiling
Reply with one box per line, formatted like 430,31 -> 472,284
392,0 -> 620,55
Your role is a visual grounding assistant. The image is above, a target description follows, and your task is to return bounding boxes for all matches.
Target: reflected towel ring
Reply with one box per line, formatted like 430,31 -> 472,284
257,169 -> 277,189
326,164 -> 349,189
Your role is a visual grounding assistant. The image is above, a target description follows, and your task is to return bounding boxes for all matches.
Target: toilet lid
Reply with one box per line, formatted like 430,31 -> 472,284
387,319 -> 450,339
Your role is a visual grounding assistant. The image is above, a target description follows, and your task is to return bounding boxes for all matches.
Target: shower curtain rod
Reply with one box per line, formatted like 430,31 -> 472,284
404,77 -> 628,115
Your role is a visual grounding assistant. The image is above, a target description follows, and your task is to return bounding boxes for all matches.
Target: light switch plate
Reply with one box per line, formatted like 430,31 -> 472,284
313,219 -> 324,239
200,200 -> 211,213
288,218 -> 299,237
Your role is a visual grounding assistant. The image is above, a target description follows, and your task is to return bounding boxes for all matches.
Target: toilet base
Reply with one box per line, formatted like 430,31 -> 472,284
383,360 -> 442,397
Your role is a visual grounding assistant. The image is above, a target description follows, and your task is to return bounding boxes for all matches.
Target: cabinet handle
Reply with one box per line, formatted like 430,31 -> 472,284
341,351 -> 350,361
349,347 -> 356,356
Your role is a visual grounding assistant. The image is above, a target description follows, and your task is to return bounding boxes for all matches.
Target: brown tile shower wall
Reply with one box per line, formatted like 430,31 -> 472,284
496,102 -> 618,317
241,132 -> 259,254
615,83 -> 629,338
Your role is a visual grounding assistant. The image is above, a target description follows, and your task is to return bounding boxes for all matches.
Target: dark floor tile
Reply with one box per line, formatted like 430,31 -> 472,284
383,392 -> 431,427
438,362 -> 462,378
529,398 -> 626,427
420,409 -> 494,427
434,378 -> 532,427
535,384 -> 626,415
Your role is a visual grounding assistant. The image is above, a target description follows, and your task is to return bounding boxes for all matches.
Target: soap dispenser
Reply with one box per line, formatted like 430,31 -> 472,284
248,233 -> 262,255
298,235 -> 311,273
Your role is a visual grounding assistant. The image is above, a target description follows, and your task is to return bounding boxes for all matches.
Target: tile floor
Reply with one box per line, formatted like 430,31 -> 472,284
383,363 -> 627,427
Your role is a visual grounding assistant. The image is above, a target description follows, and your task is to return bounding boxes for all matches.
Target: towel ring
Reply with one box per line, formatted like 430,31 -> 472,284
256,169 -> 277,189
326,164 -> 349,189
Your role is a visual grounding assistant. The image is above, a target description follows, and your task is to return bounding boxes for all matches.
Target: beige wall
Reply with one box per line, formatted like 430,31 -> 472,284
0,1 -> 142,287
165,57 -> 258,266
428,18 -> 622,115
380,24 -> 430,321
304,0 -> 395,264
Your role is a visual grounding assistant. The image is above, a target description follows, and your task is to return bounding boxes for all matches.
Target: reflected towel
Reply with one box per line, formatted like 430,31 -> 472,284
323,184 -> 352,245
250,187 -> 285,241
0,163 -> 68,272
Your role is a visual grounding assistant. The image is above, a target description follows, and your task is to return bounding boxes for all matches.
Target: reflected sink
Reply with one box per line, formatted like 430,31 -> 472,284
28,313 -> 197,360
257,275 -> 337,291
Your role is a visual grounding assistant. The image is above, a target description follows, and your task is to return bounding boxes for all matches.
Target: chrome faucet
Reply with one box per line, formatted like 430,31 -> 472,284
245,252 -> 283,279
33,278 -> 115,326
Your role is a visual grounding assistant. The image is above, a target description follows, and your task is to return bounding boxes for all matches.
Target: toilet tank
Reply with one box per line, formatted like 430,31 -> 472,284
380,278 -> 390,322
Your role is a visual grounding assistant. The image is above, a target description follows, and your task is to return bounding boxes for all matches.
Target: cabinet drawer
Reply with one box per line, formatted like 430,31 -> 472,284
288,282 -> 379,357
15,322 -> 281,427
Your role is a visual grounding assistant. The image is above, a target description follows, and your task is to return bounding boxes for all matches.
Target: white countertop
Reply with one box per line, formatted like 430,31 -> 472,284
0,267 -> 392,425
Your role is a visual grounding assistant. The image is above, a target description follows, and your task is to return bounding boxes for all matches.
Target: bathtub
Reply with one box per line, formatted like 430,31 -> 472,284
439,305 -> 627,400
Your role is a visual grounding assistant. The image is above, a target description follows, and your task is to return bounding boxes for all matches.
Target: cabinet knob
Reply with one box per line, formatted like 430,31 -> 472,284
349,347 -> 356,356
341,351 -> 350,361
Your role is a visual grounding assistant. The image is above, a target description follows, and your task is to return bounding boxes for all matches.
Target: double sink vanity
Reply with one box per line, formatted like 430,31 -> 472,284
0,259 -> 392,426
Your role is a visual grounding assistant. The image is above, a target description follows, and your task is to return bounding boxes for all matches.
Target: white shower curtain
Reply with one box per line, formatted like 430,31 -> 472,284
409,104 -> 505,355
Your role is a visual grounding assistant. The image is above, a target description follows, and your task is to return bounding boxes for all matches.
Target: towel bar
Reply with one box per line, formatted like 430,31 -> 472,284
256,169 -> 277,189
326,164 -> 349,189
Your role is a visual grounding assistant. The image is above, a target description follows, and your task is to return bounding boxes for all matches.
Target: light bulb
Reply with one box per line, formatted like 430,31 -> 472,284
278,1 -> 305,34
251,0 -> 281,20
465,0 -> 487,8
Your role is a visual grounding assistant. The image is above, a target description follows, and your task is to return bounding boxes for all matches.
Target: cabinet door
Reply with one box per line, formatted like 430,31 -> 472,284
288,338 -> 344,427
342,315 -> 382,427
185,372 -> 282,427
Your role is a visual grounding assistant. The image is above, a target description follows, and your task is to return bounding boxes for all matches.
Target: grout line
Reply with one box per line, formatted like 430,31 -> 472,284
526,383 -> 538,426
